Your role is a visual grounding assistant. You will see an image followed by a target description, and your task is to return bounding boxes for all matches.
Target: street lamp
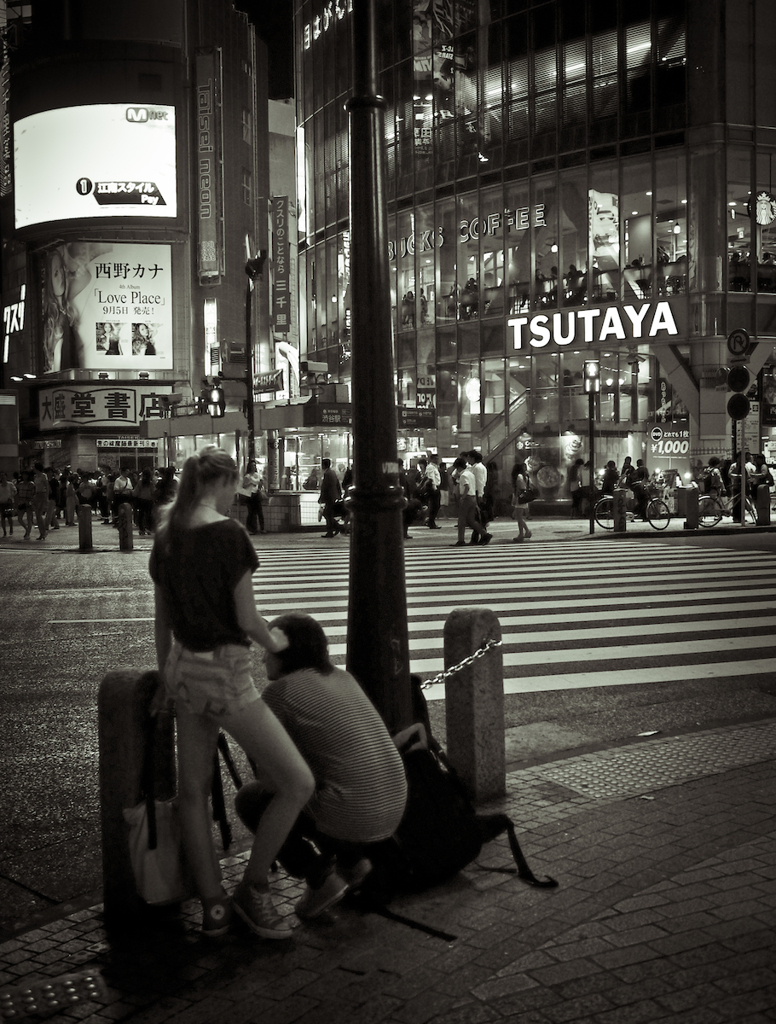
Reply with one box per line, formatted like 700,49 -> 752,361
244,252 -> 266,460
345,0 -> 412,733
584,358 -> 600,535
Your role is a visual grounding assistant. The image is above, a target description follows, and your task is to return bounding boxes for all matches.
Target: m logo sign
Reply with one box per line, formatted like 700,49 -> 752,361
126,107 -> 149,122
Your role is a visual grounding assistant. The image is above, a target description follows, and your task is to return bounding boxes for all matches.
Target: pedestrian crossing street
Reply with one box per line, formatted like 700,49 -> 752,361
254,540 -> 776,697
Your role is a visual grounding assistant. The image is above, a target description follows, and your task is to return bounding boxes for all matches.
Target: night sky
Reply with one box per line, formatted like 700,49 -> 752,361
235,0 -> 295,99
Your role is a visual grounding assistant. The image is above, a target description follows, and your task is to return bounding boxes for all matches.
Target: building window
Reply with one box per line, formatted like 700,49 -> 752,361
242,108 -> 252,144
242,168 -> 252,207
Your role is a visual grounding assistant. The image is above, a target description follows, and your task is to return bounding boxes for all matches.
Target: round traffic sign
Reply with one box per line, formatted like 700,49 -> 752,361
727,328 -> 751,358
727,393 -> 750,421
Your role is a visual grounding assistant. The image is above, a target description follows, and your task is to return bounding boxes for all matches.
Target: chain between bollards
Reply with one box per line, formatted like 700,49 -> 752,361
420,636 -> 503,689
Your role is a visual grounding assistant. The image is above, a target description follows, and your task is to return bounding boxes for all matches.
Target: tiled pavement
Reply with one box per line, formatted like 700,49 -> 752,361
1,719 -> 775,1024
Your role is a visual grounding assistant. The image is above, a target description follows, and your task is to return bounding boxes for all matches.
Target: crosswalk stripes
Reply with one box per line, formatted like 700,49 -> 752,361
253,540 -> 776,696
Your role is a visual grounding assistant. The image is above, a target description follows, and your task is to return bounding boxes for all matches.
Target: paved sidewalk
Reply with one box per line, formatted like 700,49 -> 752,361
1,719 -> 774,1024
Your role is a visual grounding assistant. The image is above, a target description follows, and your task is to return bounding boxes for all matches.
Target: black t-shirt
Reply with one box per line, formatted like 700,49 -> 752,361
149,519 -> 259,651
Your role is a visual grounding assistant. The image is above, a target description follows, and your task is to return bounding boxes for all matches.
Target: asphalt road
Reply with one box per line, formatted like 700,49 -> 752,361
2,525 -> 775,938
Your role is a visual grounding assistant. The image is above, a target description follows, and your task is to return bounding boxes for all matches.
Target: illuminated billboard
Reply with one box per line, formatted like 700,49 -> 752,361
41,242 -> 173,373
14,104 -> 177,229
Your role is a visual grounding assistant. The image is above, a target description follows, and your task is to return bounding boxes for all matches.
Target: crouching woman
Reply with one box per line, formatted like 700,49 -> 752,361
236,612 -> 408,920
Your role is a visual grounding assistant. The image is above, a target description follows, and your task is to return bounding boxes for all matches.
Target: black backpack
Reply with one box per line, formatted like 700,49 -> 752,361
354,678 -> 557,939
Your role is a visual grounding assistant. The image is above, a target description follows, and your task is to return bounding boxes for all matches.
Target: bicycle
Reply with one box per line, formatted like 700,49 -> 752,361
698,492 -> 757,528
594,492 -> 672,531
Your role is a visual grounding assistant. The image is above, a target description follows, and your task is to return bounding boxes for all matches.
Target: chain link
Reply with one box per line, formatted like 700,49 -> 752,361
420,637 -> 503,689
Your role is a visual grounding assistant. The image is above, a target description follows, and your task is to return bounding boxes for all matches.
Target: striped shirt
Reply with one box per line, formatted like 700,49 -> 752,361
262,667 -> 407,843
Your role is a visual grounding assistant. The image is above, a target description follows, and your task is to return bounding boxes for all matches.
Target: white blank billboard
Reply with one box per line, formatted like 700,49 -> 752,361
14,104 -> 177,229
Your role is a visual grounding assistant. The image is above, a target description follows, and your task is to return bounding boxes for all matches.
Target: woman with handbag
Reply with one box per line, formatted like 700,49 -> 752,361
150,446 -> 314,939
511,461 -> 532,542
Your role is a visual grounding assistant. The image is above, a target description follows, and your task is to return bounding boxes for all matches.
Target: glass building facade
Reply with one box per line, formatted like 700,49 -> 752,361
294,0 -> 776,500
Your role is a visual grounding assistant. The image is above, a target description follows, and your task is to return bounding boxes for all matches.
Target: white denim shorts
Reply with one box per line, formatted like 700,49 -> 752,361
165,640 -> 259,719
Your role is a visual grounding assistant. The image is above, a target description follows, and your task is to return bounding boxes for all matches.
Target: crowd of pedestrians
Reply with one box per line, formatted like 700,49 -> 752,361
0,463 -> 183,542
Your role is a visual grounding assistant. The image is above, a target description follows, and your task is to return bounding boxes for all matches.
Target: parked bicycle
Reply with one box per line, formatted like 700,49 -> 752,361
698,492 -> 757,528
594,492 -> 672,531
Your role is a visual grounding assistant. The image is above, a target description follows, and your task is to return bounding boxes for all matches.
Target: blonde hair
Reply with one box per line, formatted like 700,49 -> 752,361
156,446 -> 237,548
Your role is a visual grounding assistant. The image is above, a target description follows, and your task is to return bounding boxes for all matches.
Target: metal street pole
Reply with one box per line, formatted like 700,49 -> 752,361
244,253 -> 266,463
345,0 -> 412,733
588,391 -> 595,535
245,277 -> 256,462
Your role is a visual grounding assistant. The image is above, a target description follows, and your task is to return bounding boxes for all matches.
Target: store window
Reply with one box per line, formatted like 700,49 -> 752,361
623,19 -> 651,136
531,352 -> 559,427
454,31 -> 479,165
415,203 -> 436,328
590,162 -> 620,301
507,353 -> 531,440
458,357 -> 480,439
591,26 -> 617,141
480,185 -> 505,318
727,148 -> 751,292
324,103 -> 337,223
505,179 -> 530,313
562,37 -> 587,132
397,208 -> 416,332
482,26 -> 503,164
326,237 -> 338,348
655,151 -> 687,295
481,356 -> 506,434
559,168 -> 587,307
533,45 -> 557,143
755,153 -> 776,293
457,192 -> 480,320
559,351 -> 588,425
533,175 -> 558,309
315,241 -> 328,340
436,198 -> 457,322
622,157 -> 653,301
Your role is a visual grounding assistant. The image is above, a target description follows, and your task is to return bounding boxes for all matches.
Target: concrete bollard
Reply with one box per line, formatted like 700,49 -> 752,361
98,670 -> 176,926
756,486 -> 771,525
613,489 -> 628,532
118,502 -> 134,551
77,503 -> 93,552
443,608 -> 505,803
684,487 -> 699,530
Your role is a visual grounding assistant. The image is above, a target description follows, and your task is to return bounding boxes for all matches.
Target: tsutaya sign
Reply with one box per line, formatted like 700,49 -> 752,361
509,301 -> 681,352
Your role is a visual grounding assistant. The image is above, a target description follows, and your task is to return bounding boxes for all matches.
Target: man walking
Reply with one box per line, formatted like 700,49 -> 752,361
425,453 -> 442,529
319,458 -> 342,537
451,456 -> 491,547
467,450 -> 487,544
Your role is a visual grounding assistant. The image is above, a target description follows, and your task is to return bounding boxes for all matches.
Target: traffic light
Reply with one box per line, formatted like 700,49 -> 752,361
583,359 -> 600,393
726,363 -> 751,421
207,385 -> 225,418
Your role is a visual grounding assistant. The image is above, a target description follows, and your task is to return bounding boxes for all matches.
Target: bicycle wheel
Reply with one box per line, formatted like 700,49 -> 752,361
698,495 -> 724,528
646,498 -> 671,530
594,496 -> 614,530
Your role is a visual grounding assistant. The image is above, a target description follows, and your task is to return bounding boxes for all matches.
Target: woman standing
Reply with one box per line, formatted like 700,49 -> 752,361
511,461 -> 532,542
150,446 -> 314,939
